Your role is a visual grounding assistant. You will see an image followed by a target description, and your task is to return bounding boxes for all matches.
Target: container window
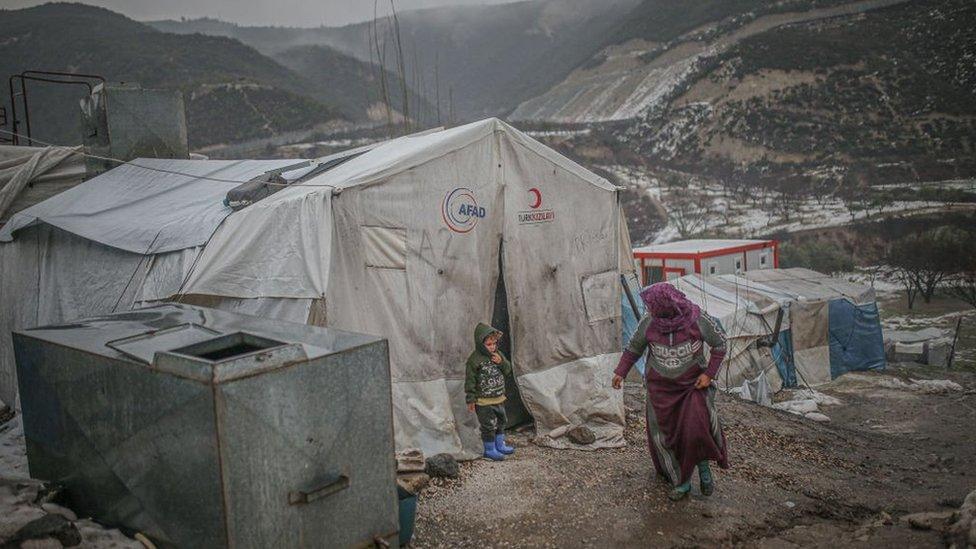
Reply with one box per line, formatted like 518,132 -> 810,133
643,265 -> 664,285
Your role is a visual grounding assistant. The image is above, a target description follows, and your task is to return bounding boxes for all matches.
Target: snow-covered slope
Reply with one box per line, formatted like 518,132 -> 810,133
512,0 -> 908,123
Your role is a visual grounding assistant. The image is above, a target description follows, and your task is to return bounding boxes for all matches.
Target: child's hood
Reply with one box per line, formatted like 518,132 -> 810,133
473,322 -> 502,356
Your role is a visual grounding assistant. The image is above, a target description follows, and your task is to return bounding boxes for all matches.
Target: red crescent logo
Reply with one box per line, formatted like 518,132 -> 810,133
528,188 -> 542,209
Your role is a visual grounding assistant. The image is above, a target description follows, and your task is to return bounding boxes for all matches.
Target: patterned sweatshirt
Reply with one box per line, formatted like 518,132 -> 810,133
615,314 -> 727,380
464,323 -> 513,405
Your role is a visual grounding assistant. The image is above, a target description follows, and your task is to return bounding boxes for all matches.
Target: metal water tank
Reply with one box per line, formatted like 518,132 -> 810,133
13,303 -> 398,548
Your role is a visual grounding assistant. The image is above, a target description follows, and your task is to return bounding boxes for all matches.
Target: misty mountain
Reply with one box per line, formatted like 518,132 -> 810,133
518,0 -> 976,188
621,0 -> 976,186
0,3 -> 422,149
270,44 -> 434,127
149,0 -> 640,121
512,0 -> 873,122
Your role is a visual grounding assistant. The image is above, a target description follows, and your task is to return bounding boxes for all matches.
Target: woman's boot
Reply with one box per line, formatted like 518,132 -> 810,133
668,481 -> 691,501
699,461 -> 714,496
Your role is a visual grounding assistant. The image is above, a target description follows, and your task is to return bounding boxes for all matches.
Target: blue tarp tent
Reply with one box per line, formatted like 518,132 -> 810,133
743,268 -> 886,387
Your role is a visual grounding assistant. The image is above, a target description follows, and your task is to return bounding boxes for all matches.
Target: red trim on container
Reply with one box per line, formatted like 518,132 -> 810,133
633,241 -> 777,262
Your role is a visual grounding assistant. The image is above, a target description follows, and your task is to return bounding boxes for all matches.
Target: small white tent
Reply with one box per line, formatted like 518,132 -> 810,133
668,268 -> 883,392
0,119 -> 627,458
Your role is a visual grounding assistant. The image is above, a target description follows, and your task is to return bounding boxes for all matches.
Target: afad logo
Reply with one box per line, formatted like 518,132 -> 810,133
517,187 -> 555,225
442,187 -> 486,233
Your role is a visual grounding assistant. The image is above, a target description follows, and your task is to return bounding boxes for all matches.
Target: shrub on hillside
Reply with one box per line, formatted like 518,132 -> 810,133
779,240 -> 854,274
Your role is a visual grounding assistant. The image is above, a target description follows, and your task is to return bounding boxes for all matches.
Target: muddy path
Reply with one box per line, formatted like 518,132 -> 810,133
412,367 -> 975,547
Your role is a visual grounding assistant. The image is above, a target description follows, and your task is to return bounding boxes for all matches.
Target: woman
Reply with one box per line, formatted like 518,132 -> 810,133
612,283 -> 729,501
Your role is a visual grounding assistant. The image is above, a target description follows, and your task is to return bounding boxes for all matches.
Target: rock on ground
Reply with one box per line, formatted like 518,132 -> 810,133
804,412 -> 831,423
0,419 -> 141,549
567,425 -> 596,445
772,399 -> 819,415
6,514 -> 82,547
900,510 -> 956,531
425,454 -> 460,479
949,489 -> 976,548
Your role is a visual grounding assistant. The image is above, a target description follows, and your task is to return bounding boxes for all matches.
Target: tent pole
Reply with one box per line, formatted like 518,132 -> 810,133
621,274 -> 640,320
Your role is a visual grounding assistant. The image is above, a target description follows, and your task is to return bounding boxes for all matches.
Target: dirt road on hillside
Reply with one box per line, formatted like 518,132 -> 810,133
413,366 -> 976,547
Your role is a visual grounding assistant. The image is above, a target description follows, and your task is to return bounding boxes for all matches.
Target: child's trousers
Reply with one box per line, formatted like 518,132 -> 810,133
475,403 -> 507,442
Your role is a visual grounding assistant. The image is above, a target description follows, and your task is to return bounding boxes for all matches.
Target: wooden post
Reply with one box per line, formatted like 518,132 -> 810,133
947,316 -> 963,369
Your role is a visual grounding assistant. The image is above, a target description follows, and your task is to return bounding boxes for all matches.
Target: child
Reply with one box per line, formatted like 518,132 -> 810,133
464,323 -> 516,461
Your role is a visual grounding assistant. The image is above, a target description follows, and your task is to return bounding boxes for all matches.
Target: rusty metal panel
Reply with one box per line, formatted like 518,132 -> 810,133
13,303 -> 397,548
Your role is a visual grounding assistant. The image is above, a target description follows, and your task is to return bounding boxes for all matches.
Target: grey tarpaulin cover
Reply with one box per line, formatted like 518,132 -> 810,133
0,158 -> 303,253
0,145 -> 85,225
0,118 -> 627,458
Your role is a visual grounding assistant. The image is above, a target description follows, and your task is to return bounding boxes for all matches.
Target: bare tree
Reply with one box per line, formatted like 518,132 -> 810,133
773,180 -> 805,222
661,172 -> 687,192
665,188 -> 713,238
945,237 -> 976,309
947,271 -> 976,310
869,190 -> 895,218
843,192 -> 870,222
809,177 -> 837,207
887,228 -> 968,308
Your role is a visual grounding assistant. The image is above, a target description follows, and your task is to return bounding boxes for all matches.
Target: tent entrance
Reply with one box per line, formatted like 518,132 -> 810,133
493,243 -> 532,428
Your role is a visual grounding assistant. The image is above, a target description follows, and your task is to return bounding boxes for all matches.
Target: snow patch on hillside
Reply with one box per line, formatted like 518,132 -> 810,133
606,164 -> 950,244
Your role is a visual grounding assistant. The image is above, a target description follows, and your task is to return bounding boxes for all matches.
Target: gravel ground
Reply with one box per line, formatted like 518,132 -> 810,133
413,366 -> 976,547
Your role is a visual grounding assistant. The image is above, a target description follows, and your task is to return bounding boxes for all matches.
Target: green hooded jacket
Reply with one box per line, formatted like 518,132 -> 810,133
464,323 -> 513,404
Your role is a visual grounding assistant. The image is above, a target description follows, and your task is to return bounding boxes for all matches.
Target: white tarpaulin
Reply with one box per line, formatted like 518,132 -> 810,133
671,273 -> 788,392
0,118 -> 625,458
0,158 -> 304,253
667,268 -> 880,394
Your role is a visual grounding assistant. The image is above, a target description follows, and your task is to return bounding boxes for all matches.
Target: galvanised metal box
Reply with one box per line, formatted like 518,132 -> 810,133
13,304 -> 398,548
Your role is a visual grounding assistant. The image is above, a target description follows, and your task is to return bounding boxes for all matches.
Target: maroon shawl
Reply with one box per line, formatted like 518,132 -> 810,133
640,283 -> 701,334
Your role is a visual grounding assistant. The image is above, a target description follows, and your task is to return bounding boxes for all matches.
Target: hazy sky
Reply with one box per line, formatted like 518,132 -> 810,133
0,0 -> 525,26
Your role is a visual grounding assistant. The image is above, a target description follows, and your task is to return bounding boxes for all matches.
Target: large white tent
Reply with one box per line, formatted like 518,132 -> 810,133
0,119 -> 627,458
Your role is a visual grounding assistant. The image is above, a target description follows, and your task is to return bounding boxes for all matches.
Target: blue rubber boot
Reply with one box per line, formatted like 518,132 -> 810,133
494,434 -> 515,455
483,440 -> 505,461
